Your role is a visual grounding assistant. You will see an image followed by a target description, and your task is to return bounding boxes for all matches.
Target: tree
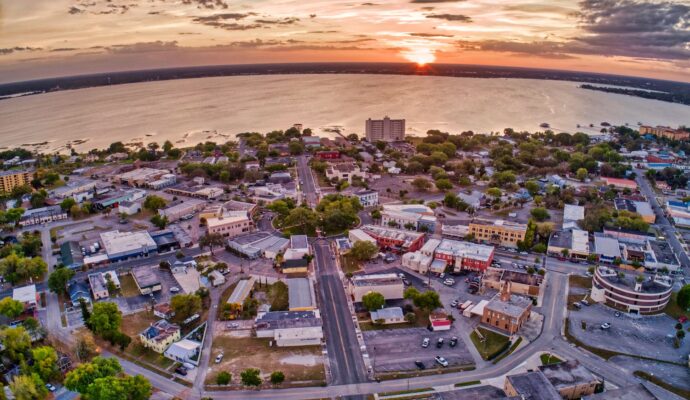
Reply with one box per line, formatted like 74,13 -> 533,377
163,140 -> 174,153
64,356 -> 123,394
413,290 -> 442,311
362,292 -> 385,312
350,240 -> 378,261
530,207 -> 550,222
150,214 -> 168,229
143,195 -> 167,212
9,374 -> 47,400
524,180 -> 540,196
31,346 -> 59,382
170,294 -> 202,322
75,332 -> 97,361
576,167 -> 588,181
269,281 -> 289,311
199,233 -> 225,255
404,312 -> 416,323
486,187 -> 502,199
84,375 -> 151,400
411,178 -> 431,192
677,329 -> 686,340
0,326 -> 31,362
60,197 -> 77,212
216,371 -> 232,385
48,267 -> 75,295
435,179 -> 453,191
0,297 -> 24,318
270,371 -> 285,385
88,302 -> 122,337
240,368 -> 262,387
677,284 -> 690,311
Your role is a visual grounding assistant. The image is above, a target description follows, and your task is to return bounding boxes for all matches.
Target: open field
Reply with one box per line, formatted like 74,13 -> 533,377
469,328 -> 510,361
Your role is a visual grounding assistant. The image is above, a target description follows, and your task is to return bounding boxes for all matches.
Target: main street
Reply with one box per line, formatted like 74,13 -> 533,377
635,168 -> 690,270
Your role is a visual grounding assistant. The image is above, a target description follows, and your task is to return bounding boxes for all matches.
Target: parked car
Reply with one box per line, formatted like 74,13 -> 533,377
398,273 -> 405,278
580,300 -> 590,306
449,337 -> 458,347
175,366 -> 188,376
520,251 -> 528,255
45,384 -> 56,392
436,338 -> 444,348
600,322 -> 611,330
443,279 -> 455,286
403,278 -> 411,286
451,300 -> 459,308
169,286 -> 180,293
439,273 -> 446,279
435,356 -> 449,367
215,353 -> 224,364
572,302 -> 582,310
679,316 -> 688,324
614,311 -> 621,317
414,360 -> 425,370
422,338 -> 430,348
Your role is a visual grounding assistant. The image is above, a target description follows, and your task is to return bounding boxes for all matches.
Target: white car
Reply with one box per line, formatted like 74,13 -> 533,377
169,287 -> 180,293
45,384 -> 56,392
443,278 -> 455,286
422,338 -> 430,348
435,356 -> 449,367
215,353 -> 224,364
450,300 -> 459,307
600,322 -> 611,330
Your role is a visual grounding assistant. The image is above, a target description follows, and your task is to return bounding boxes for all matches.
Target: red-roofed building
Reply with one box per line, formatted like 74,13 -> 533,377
429,311 -> 451,331
602,177 -> 638,190
316,151 -> 340,160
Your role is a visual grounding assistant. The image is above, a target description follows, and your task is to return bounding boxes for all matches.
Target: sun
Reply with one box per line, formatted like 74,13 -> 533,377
402,48 -> 436,66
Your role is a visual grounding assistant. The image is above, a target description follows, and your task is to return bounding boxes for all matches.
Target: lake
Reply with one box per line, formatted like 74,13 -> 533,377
1,74 -> 688,153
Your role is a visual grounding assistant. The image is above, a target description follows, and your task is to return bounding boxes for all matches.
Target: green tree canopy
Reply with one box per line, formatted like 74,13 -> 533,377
170,294 -> 202,322
350,240 -> 378,261
31,346 -> 59,382
362,292 -> 385,312
88,302 -> 122,337
143,195 -> 167,212
64,356 -> 124,394
530,207 -> 550,222
0,297 -> 24,318
10,374 -> 47,400
270,371 -> 285,385
0,326 -> 31,362
48,267 -> 75,296
677,284 -> 690,311
411,178 -> 431,192
240,368 -> 262,387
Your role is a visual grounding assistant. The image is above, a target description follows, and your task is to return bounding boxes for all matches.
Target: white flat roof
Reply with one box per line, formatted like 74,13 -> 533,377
571,229 -> 590,253
101,230 -> 156,256
13,285 -> 36,303
563,204 -> 585,223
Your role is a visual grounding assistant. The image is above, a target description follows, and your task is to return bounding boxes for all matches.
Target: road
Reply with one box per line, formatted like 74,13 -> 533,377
297,155 -> 319,208
635,169 -> 689,270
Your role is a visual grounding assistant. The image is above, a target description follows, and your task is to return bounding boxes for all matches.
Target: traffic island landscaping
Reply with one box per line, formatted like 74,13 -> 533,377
540,353 -> 563,365
469,327 -> 510,361
205,337 -> 326,389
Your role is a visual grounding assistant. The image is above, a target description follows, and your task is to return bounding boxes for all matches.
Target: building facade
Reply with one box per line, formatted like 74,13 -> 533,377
349,273 -> 404,302
433,239 -> 495,272
139,320 -> 181,354
0,170 -> 34,194
591,266 -> 672,314
639,125 -> 690,141
482,282 -> 532,335
365,117 -> 405,142
469,219 -> 527,248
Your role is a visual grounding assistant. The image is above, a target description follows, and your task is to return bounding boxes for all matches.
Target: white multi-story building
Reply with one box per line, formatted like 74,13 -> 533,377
365,117 -> 405,142
354,189 -> 378,207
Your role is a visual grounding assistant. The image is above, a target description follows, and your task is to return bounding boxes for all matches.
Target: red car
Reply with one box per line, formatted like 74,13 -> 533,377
679,316 -> 688,324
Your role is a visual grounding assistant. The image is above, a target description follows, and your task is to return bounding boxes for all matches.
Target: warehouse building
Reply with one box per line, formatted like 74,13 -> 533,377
100,230 -> 158,262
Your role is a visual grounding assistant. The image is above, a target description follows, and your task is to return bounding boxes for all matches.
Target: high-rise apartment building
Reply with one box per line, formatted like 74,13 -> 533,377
365,117 -> 405,142
0,170 -> 34,194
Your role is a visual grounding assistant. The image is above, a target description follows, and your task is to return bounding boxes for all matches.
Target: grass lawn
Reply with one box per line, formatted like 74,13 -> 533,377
359,309 -> 429,331
340,254 -> 362,275
469,328 -> 510,361
206,337 -> 325,387
120,310 -> 158,338
119,274 -> 141,298
664,292 -> 689,320
540,353 -> 563,365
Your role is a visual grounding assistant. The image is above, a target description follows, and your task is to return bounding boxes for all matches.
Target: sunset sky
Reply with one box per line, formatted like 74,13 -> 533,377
0,0 -> 689,83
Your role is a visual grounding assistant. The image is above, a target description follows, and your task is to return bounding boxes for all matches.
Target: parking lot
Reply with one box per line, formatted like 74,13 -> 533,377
568,303 -> 690,363
363,327 -> 474,372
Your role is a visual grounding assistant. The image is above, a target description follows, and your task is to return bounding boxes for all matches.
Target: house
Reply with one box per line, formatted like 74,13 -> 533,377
154,303 -> 175,320
226,278 -> 255,317
349,273 -> 404,302
88,272 -> 109,300
325,162 -> 366,183
481,267 -> 544,298
102,271 -> 120,289
68,281 -> 91,307
370,307 -> 405,324
13,285 -> 38,310
60,241 -> 84,270
131,266 -> 162,295
139,320 -> 181,354
255,310 -> 324,347
164,339 -> 200,364
287,278 -> 316,311
169,256 -> 197,273
208,270 -> 225,287
429,311 -> 451,331
482,282 -> 532,335
117,201 -> 142,216
315,151 -> 340,159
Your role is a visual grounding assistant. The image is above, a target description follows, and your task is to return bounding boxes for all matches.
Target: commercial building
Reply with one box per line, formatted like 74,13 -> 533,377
401,251 -> 433,274
429,311 -> 452,331
601,177 -> 638,190
315,151 -> 340,159
255,310 -> 323,347
481,267 -> 544,298
117,201 -> 141,216
591,266 -> 672,314
583,382 -> 674,399
226,278 -> 255,318
547,229 -> 590,260
206,211 -> 255,238
504,371 -> 563,400
365,117 -> 405,142
349,273 -> 404,302
0,170 -> 34,194
434,238 -> 495,272
348,229 -> 377,245
360,224 -> 425,253
93,189 -> 146,210
224,200 -> 259,217
227,232 -> 289,259
139,320 -> 181,354
148,174 -> 177,190
164,339 -> 200,364
88,272 -> 109,300
325,162 -> 366,183
19,206 -> 68,227
131,266 -> 162,295
381,204 -> 436,232
60,241 -> 84,270
13,284 -> 38,310
593,234 -> 621,263
116,167 -> 170,187
539,360 -> 601,400
614,198 -> 656,223
482,282 -> 532,335
165,184 -> 224,200
563,204 -> 585,229
101,230 -> 158,262
645,239 -> 681,272
158,199 -> 206,222
370,307 -> 405,324
469,219 -> 527,248
639,125 -> 690,141
287,278 -> 316,311
353,189 -> 379,207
